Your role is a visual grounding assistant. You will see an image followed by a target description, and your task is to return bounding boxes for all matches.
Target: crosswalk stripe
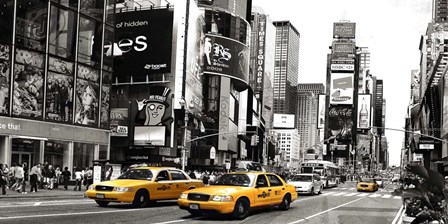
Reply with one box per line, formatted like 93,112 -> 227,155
344,193 -> 358,196
356,193 -> 369,197
339,188 -> 347,190
369,194 -> 382,198
349,188 -> 356,190
382,194 -> 392,198
393,196 -> 402,199
332,192 -> 347,196
322,192 -> 336,196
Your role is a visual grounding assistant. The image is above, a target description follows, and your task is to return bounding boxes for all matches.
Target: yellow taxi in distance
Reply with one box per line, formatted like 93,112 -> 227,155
356,178 -> 379,192
177,172 -> 298,219
86,167 -> 204,207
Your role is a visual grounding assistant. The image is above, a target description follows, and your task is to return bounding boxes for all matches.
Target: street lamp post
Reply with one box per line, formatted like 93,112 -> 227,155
179,97 -> 188,171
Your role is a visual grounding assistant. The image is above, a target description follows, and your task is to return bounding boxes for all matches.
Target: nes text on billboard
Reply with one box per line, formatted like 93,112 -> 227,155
333,22 -> 356,39
113,9 -> 174,79
273,114 -> 295,129
203,34 -> 249,85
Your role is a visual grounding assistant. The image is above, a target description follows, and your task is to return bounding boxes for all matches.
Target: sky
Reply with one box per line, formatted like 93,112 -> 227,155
252,0 -> 433,166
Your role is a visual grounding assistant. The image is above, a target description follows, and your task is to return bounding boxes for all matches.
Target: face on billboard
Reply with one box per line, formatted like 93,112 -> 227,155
330,73 -> 353,105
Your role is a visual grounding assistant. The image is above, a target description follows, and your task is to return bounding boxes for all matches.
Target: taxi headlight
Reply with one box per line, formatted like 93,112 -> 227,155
211,195 -> 233,202
88,185 -> 95,191
114,187 -> 134,192
179,193 -> 188,199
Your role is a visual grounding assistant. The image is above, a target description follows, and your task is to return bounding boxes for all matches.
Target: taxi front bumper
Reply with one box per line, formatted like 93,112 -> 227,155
178,198 -> 235,214
86,190 -> 135,203
356,184 -> 376,192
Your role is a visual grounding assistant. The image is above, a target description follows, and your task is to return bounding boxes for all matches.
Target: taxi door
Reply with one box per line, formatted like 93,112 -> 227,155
254,174 -> 273,206
266,174 -> 285,203
168,169 -> 190,197
154,170 -> 173,199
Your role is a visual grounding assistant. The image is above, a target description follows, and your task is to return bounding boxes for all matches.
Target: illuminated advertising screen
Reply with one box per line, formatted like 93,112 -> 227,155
333,22 -> 356,39
203,34 -> 249,85
134,126 -> 166,146
110,108 -> 128,136
273,114 -> 295,128
317,94 -> 326,129
357,94 -> 372,129
330,72 -> 354,105
327,105 -> 353,142
113,9 -> 173,80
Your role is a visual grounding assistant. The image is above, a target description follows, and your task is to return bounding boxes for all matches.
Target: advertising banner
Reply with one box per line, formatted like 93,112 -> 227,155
185,1 -> 205,113
113,9 -> 173,79
203,34 -> 249,84
273,113 -> 295,128
254,14 -> 266,92
327,105 -> 353,142
443,74 -> 448,137
46,57 -> 74,123
0,43 -> 10,115
357,94 -> 371,129
330,72 -> 354,105
333,22 -> 356,39
317,95 -> 326,129
218,77 -> 230,151
110,108 -> 129,136
100,72 -> 112,129
330,59 -> 355,71
74,64 -> 100,127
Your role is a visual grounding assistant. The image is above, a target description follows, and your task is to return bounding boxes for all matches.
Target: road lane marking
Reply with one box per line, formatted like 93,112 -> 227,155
33,202 -> 41,206
349,188 -> 356,190
322,192 -> 336,196
356,193 -> 369,197
393,196 -> 402,199
332,192 -> 346,196
391,205 -> 404,224
344,193 -> 358,196
152,220 -> 187,224
0,208 -> 150,220
369,194 -> 382,198
286,197 -> 365,224
382,194 -> 392,198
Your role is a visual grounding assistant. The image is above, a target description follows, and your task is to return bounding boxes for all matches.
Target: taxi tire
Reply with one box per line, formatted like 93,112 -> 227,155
278,194 -> 291,211
95,200 -> 109,207
232,198 -> 250,220
132,190 -> 149,208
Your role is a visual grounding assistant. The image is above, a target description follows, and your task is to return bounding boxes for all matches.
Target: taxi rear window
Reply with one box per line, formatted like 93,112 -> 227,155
118,169 -> 153,180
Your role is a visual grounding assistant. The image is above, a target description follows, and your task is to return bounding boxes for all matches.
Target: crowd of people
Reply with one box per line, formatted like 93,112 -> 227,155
0,162 -> 94,196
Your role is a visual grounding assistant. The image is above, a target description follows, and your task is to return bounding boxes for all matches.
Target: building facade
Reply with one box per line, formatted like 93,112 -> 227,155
271,129 -> 300,168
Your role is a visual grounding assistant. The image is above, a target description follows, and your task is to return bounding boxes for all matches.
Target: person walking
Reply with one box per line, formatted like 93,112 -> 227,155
62,167 -> 71,190
47,165 -> 55,190
14,163 -> 26,194
74,168 -> 83,191
9,163 -> 17,190
85,167 -> 93,189
29,163 -> 41,193
54,167 -> 61,189
0,164 -> 7,195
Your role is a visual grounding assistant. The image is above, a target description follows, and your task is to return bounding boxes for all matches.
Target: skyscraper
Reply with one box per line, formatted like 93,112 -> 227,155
358,47 -> 370,93
433,0 -> 448,22
272,21 -> 300,116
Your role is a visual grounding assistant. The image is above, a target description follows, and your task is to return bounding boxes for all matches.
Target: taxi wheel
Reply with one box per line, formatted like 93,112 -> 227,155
279,194 -> 291,211
232,198 -> 250,220
132,190 -> 149,208
95,200 -> 109,207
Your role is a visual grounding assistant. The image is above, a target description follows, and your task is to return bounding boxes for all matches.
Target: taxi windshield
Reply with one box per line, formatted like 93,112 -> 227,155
213,174 -> 255,187
117,169 -> 153,180
291,175 -> 312,182
361,178 -> 375,183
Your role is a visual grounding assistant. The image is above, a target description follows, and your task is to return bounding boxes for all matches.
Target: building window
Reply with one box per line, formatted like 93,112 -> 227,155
46,57 -> 74,123
100,71 -> 111,129
15,0 -> 48,52
0,0 -> 14,43
78,16 -> 103,67
73,142 -> 94,175
0,43 -> 11,115
48,5 -> 77,60
75,64 -> 100,127
80,0 -> 104,20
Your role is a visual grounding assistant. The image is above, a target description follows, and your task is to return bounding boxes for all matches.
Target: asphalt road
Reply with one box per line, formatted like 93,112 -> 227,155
0,182 -> 402,224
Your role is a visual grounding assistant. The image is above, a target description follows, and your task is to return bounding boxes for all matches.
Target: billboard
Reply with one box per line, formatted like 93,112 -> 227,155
327,105 -> 353,142
184,1 -> 205,113
110,108 -> 128,136
218,77 -> 230,151
254,14 -> 266,92
0,43 -> 11,116
330,72 -> 354,105
443,74 -> 448,137
134,126 -> 166,146
332,42 -> 356,59
273,114 -> 295,128
203,34 -> 249,85
113,9 -> 173,79
357,94 -> 372,129
317,94 -> 326,129
333,22 -> 356,39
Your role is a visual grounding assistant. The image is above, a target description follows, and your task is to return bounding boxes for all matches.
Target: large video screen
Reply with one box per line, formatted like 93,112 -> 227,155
134,126 -> 166,146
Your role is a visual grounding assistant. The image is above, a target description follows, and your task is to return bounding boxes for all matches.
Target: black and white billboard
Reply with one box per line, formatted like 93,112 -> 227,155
113,9 -> 173,79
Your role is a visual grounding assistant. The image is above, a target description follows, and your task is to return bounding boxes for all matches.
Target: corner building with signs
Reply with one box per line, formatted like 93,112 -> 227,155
0,0 -> 113,175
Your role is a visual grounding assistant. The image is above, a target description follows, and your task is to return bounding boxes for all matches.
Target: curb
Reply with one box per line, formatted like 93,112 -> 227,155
1,194 -> 85,199
391,205 -> 404,224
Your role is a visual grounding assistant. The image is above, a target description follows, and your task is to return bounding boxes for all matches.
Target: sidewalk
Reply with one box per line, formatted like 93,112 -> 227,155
0,185 -> 86,199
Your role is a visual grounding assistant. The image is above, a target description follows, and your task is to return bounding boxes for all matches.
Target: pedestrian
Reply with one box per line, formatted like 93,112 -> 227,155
29,163 -> 41,193
62,167 -> 71,190
2,164 -> 9,189
47,165 -> 55,190
54,167 -> 61,189
202,172 -> 210,185
0,164 -> 7,195
74,168 -> 83,191
40,161 -> 49,189
8,163 -> 17,190
14,163 -> 26,194
85,167 -> 93,189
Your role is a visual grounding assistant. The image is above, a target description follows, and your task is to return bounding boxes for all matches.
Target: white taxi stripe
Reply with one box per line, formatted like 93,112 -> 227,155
382,194 -> 392,198
356,193 -> 369,197
393,196 -> 402,199
369,194 -> 382,198
332,192 -> 347,196
344,193 -> 358,196
322,192 -> 336,196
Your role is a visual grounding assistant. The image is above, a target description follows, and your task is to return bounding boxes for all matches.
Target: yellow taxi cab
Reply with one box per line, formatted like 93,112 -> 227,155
177,172 -> 297,219
86,167 -> 204,207
356,178 -> 379,192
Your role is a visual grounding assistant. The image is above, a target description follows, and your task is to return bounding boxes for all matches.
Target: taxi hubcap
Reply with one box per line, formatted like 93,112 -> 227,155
238,203 -> 245,213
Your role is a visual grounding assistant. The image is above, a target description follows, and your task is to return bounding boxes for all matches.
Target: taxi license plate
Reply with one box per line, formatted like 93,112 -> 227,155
189,203 -> 199,210
96,194 -> 105,199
